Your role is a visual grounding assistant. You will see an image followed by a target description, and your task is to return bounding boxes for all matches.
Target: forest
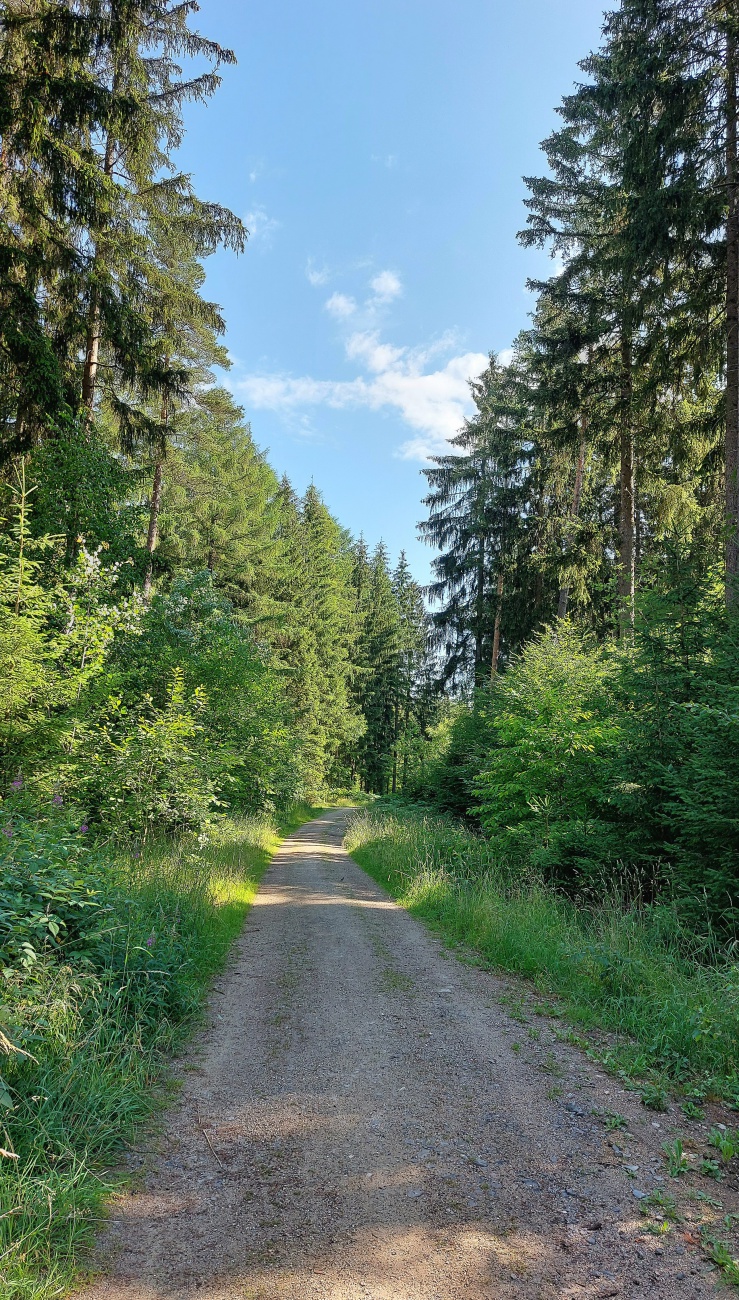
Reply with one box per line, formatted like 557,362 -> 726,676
2,0 -> 739,1296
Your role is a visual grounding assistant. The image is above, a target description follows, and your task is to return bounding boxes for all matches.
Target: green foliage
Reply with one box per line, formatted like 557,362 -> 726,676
83,669 -> 217,837
618,562 -> 739,926
472,624 -> 622,887
0,803 -> 105,970
602,1110 -> 627,1131
701,1233 -> 739,1288
662,1137 -> 689,1176
708,1128 -> 739,1164
346,803 -> 739,1093
28,420 -> 141,565
0,812 -> 297,1298
475,624 -> 619,828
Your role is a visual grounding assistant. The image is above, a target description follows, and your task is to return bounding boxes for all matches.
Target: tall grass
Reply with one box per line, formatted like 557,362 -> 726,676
345,804 -> 739,1097
0,806 -> 319,1300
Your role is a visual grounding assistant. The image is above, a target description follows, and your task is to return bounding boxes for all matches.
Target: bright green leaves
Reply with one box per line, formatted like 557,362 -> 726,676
473,624 -> 620,843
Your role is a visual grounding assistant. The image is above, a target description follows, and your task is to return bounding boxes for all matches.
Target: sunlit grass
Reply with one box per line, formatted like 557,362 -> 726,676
0,805 -> 320,1300
345,804 -> 739,1095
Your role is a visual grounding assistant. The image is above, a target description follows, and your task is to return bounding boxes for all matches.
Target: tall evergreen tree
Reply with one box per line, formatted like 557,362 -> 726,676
420,355 -> 532,686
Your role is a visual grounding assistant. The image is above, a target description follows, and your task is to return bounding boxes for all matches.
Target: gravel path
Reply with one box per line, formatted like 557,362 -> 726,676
76,809 -> 723,1299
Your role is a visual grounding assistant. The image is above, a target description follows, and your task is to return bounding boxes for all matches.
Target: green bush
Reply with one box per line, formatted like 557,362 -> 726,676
0,790 -> 112,970
472,623 -> 622,886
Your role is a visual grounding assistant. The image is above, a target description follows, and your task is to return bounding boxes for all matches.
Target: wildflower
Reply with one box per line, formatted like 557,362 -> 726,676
10,777 -> 22,791
79,823 -> 89,834
146,933 -> 156,948
52,794 -> 63,807
2,826 -> 13,838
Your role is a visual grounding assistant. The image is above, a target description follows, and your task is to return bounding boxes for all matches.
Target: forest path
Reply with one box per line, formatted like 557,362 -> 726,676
76,809 -> 717,1300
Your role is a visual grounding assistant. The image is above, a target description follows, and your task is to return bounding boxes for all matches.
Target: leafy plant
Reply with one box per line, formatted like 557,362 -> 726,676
700,1158 -> 723,1180
541,1051 -> 565,1077
473,627 -> 621,888
708,1128 -> 738,1163
642,1189 -> 679,1221
641,1082 -> 669,1112
603,1110 -> 628,1131
662,1137 -> 689,1177
701,1232 -> 739,1286
0,808 -> 107,968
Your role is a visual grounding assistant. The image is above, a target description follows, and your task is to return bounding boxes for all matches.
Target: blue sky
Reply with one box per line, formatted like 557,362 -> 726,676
180,0 -> 607,582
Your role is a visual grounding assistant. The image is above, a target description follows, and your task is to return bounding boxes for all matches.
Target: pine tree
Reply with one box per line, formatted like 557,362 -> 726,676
157,389 -> 283,607
0,0 -> 119,449
391,551 -> 431,791
420,355 -> 532,686
79,0 -> 244,420
352,543 -> 400,792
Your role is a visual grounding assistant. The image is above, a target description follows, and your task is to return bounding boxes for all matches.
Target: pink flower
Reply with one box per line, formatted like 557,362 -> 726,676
10,778 -> 22,791
146,933 -> 156,948
79,823 -> 89,834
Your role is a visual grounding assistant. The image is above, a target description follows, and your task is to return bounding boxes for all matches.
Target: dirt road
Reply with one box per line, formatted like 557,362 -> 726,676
77,809 -> 721,1299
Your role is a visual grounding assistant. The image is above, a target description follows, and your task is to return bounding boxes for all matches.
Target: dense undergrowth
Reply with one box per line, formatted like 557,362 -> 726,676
0,802 -> 321,1300
345,803 -> 739,1101
409,601 -> 739,937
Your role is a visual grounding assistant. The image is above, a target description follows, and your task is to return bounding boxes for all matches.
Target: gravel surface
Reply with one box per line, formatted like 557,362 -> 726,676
74,809 -> 726,1299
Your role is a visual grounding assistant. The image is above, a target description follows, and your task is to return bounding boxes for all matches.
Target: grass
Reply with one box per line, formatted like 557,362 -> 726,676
0,802 -> 322,1300
344,803 -> 739,1098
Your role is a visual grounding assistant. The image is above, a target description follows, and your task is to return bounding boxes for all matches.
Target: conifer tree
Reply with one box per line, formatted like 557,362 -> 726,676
391,551 -> 431,791
351,543 -> 400,792
157,388 -> 283,605
0,0 -> 117,448
420,356 -> 531,686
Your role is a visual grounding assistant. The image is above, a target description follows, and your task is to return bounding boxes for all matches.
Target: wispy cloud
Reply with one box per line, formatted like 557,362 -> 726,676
369,270 -> 402,304
233,329 -> 487,461
325,292 -> 356,320
244,206 -> 281,246
306,259 -> 330,287
372,153 -> 398,170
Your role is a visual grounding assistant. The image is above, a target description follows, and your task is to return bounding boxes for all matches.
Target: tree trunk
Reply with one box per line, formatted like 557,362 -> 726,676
490,570 -> 504,678
142,456 -> 164,603
618,325 -> 635,631
143,372 -> 170,603
401,667 -> 411,789
474,532 -> 485,682
81,130 -> 116,417
727,23 -> 739,601
557,433 -> 586,619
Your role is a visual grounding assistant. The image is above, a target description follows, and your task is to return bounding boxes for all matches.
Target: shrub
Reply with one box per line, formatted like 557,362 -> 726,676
473,624 -> 621,886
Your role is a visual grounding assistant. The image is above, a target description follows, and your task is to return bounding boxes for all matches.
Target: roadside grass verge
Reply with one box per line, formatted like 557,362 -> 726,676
0,804 -> 321,1300
345,803 -> 739,1101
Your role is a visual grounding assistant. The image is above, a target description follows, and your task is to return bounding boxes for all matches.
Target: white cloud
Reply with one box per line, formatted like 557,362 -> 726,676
345,330 -> 404,372
372,153 -> 398,170
498,347 -> 514,367
369,270 -> 402,303
306,260 -> 330,286
233,332 -> 487,461
325,292 -> 356,320
244,207 -> 281,246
